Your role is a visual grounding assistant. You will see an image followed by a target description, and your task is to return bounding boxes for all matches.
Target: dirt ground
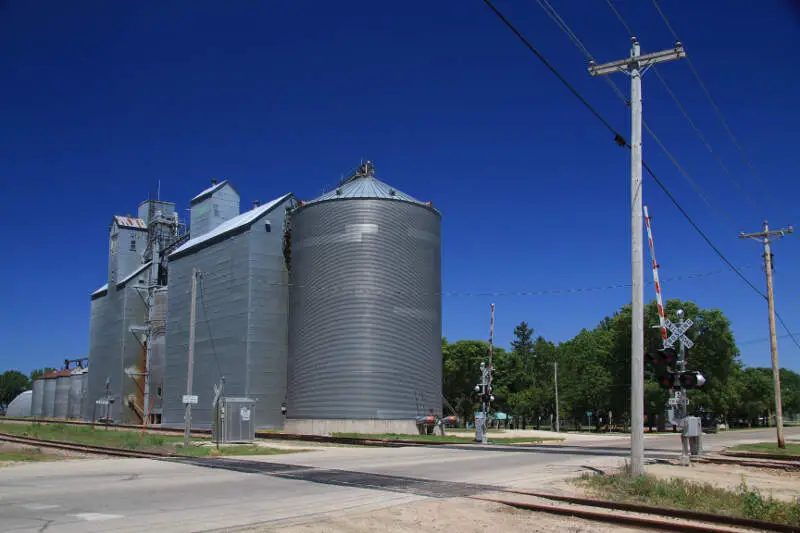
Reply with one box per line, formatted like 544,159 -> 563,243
0,441 -> 89,466
262,498 -> 639,533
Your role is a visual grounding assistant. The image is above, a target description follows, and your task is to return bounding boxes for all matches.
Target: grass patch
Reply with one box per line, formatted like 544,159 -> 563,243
577,471 -> 800,526
331,432 -> 551,444
728,442 -> 800,456
0,448 -> 54,463
0,422 -> 301,457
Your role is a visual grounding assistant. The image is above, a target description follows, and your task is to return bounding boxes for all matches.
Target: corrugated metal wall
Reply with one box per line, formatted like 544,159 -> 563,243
85,292 -> 116,420
54,374 -> 71,419
84,279 -> 147,423
6,391 -> 32,417
287,198 -> 442,420
190,184 -> 240,237
148,287 -> 168,416
31,379 -> 44,417
68,370 -> 86,419
42,378 -> 56,418
163,200 -> 291,429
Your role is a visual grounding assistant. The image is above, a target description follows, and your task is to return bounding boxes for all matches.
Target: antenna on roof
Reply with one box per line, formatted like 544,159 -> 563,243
158,179 -> 161,201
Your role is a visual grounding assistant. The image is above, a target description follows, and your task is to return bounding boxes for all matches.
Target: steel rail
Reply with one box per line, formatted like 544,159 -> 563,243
504,490 -> 797,533
474,496 -> 759,533
0,432 -> 175,459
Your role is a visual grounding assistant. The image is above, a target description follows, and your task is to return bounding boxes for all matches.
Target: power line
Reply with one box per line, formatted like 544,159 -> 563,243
603,0 -> 762,222
651,0 -> 788,223
479,0 -> 800,351
537,0 -> 743,233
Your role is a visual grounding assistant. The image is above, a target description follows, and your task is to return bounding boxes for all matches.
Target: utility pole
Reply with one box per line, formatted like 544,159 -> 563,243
739,221 -> 794,449
589,38 -> 685,476
183,268 -> 199,448
554,361 -> 560,433
676,309 -> 691,466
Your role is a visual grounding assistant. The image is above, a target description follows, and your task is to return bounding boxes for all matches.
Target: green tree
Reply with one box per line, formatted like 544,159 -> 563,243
0,370 -> 31,407
442,339 -> 504,424
30,367 -> 56,381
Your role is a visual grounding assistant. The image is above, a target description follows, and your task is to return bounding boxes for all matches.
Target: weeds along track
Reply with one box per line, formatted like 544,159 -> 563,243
0,432 -> 175,459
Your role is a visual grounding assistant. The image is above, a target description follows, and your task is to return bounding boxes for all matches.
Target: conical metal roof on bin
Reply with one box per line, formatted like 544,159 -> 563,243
300,161 -> 437,213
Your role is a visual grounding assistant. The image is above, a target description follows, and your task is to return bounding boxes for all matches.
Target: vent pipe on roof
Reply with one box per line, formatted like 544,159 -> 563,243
253,200 -> 260,208
211,178 -> 218,185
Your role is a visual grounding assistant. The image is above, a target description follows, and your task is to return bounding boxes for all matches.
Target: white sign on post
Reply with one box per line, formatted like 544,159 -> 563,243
240,407 -> 251,422
182,395 -> 199,405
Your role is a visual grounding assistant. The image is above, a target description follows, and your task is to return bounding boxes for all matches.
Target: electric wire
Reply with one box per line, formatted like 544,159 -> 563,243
604,0 -> 762,222
481,0 -> 800,351
536,0 -> 741,232
651,0 -> 788,223
197,264 -> 741,298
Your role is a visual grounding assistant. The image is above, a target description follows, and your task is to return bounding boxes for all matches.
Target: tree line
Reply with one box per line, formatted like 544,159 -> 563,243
443,298 -> 800,430
0,368 -> 56,409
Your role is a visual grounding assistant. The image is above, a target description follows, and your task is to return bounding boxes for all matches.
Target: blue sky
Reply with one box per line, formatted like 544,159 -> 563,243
1,1 -> 799,375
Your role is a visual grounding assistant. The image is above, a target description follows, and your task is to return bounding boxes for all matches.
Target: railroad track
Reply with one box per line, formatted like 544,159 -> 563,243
0,432 -> 175,459
1,429 -> 796,533
487,490 -> 798,533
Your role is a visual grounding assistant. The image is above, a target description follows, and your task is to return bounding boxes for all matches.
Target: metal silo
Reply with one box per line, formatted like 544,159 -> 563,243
54,370 -> 71,419
68,369 -> 87,419
42,375 -> 57,418
31,379 -> 44,418
286,161 -> 442,434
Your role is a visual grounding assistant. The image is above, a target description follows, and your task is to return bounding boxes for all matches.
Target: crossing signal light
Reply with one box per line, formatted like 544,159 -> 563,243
658,373 -> 675,390
645,347 -> 678,371
678,371 -> 707,389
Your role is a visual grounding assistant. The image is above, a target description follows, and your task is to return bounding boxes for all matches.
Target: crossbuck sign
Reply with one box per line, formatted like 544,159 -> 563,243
663,318 -> 693,349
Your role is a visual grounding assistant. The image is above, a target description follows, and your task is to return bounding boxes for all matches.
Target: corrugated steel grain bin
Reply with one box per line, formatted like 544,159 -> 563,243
54,371 -> 71,419
42,376 -> 57,418
163,193 -> 294,430
31,379 -> 45,417
286,162 -> 442,427
68,369 -> 87,419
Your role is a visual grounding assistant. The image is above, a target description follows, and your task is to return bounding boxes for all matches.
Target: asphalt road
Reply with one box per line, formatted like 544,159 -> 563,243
1,427 -> 797,533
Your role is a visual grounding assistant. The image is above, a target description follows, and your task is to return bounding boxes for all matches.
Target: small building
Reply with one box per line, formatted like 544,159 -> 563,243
189,179 -> 240,238
162,192 -> 295,430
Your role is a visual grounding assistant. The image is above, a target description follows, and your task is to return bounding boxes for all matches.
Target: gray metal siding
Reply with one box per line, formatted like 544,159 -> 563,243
31,380 -> 44,417
42,379 -> 56,418
246,207 -> 290,428
163,200 -> 292,429
85,290 -> 117,421
68,371 -> 86,419
163,233 -> 251,428
190,184 -> 240,237
6,391 -> 32,417
110,226 -> 147,284
287,198 -> 442,420
54,375 -> 70,419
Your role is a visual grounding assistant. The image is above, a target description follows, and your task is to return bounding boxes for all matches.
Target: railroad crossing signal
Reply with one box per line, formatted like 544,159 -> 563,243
679,371 -> 707,390
664,318 -> 694,349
